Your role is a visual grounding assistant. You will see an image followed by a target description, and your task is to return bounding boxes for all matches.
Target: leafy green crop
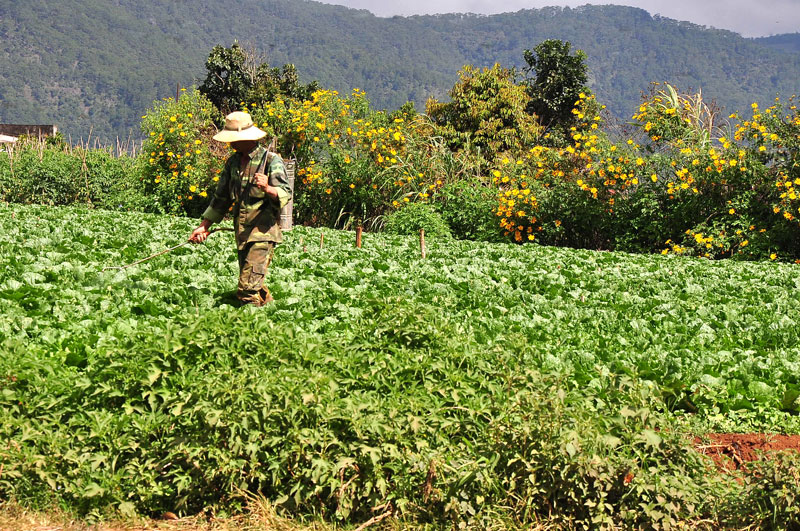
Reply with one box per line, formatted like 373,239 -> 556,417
1,203 -> 799,527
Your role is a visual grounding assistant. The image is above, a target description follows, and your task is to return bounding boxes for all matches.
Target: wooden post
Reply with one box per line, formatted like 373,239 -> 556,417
300,237 -> 306,253
319,232 -> 324,250
420,228 -> 427,259
356,225 -> 363,249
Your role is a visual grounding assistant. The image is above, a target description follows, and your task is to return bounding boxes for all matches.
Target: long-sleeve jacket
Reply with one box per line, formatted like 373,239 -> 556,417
202,145 -> 292,249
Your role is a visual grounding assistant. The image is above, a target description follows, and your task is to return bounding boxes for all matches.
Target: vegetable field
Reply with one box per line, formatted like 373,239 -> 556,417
2,203 -> 800,528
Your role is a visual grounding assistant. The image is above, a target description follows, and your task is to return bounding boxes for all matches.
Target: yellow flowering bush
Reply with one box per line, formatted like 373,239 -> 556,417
244,89 -> 412,227
141,89 -> 222,216
484,85 -> 800,260
131,70 -> 800,261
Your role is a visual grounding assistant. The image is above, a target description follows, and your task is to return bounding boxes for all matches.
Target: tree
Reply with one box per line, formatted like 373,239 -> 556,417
426,64 -> 542,162
522,40 -> 591,140
199,43 -> 319,116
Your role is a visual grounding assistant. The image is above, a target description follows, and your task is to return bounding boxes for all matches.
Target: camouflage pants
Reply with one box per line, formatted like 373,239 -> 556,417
237,241 -> 275,306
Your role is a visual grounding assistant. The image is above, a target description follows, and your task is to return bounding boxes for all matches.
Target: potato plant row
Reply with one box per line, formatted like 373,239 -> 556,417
1,203 -> 799,528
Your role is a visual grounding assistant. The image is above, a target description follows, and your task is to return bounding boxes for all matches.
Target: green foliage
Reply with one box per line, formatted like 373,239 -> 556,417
434,178 -> 502,241
522,39 -> 591,141
199,43 -> 319,117
383,201 -> 451,237
0,138 -> 145,210
426,64 -> 542,163
140,89 -> 223,216
725,451 -> 800,529
2,204 -> 800,527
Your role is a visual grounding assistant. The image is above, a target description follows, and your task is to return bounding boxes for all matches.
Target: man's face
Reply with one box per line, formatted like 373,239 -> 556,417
230,140 -> 258,154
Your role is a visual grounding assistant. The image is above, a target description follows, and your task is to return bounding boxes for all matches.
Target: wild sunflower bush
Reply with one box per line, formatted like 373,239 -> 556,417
140,89 -> 223,216
487,86 -> 800,261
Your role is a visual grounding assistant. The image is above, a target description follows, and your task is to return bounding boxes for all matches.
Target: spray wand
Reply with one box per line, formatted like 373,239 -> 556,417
100,227 -> 234,272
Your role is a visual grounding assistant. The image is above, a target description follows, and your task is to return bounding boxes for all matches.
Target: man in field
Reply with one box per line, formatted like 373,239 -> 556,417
189,111 -> 292,306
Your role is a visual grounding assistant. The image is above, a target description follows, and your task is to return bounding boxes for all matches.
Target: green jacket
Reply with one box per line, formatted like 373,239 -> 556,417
202,145 -> 292,249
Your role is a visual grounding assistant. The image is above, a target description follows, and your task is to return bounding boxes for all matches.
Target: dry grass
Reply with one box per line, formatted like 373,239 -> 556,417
0,497 -> 331,531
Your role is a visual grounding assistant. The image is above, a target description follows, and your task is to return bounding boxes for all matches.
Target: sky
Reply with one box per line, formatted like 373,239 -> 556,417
315,0 -> 800,38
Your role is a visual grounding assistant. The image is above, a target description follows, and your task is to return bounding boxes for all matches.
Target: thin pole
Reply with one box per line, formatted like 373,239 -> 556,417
320,232 -> 324,250
356,226 -> 363,249
420,228 -> 426,259
100,228 -> 233,272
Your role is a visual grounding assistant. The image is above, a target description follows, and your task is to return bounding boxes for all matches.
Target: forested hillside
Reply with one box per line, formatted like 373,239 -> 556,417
757,33 -> 800,54
1,0 -> 799,141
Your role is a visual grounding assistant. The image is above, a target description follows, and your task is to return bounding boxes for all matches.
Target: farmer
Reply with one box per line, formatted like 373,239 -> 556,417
189,111 -> 292,306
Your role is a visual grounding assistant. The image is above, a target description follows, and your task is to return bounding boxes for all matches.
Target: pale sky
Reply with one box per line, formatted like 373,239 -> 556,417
316,0 -> 800,38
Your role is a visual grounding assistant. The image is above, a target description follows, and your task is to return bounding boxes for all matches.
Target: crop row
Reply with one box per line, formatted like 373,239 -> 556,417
1,203 -> 799,527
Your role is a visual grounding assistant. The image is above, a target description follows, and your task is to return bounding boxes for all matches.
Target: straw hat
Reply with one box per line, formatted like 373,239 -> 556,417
212,111 -> 267,142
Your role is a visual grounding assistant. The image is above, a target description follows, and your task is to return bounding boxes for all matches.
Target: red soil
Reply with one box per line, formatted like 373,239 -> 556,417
696,433 -> 800,471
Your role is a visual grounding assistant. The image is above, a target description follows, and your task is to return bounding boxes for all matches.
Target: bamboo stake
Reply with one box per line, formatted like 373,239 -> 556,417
80,126 -> 93,206
319,232 -> 324,250
420,228 -> 426,259
356,225 -> 363,249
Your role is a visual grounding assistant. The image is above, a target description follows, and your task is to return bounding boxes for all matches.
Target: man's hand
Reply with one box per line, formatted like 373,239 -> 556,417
254,173 -> 279,199
189,219 -> 213,243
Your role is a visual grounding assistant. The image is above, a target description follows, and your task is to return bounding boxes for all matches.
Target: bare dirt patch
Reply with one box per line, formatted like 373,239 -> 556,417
696,433 -> 800,471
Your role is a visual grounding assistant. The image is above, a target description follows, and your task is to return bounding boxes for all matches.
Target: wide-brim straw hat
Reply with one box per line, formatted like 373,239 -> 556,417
212,111 -> 267,142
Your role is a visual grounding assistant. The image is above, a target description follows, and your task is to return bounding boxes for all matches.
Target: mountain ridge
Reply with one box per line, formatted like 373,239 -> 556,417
0,1 -> 797,141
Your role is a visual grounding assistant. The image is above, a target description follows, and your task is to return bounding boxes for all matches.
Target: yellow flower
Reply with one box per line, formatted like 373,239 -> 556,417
349,183 -> 355,189
729,208 -> 735,215
770,253 -> 777,260
189,185 -> 197,193
651,175 -> 658,182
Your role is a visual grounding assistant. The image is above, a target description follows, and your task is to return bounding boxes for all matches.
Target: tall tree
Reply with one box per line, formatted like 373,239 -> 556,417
426,64 -> 542,162
522,40 -> 591,140
199,43 -> 319,116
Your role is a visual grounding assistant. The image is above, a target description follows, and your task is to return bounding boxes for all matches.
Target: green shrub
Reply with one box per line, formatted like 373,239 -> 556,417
726,452 -> 800,530
84,150 -> 154,212
2,145 -> 84,205
0,138 -> 149,211
435,178 -> 502,241
383,201 -> 451,237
